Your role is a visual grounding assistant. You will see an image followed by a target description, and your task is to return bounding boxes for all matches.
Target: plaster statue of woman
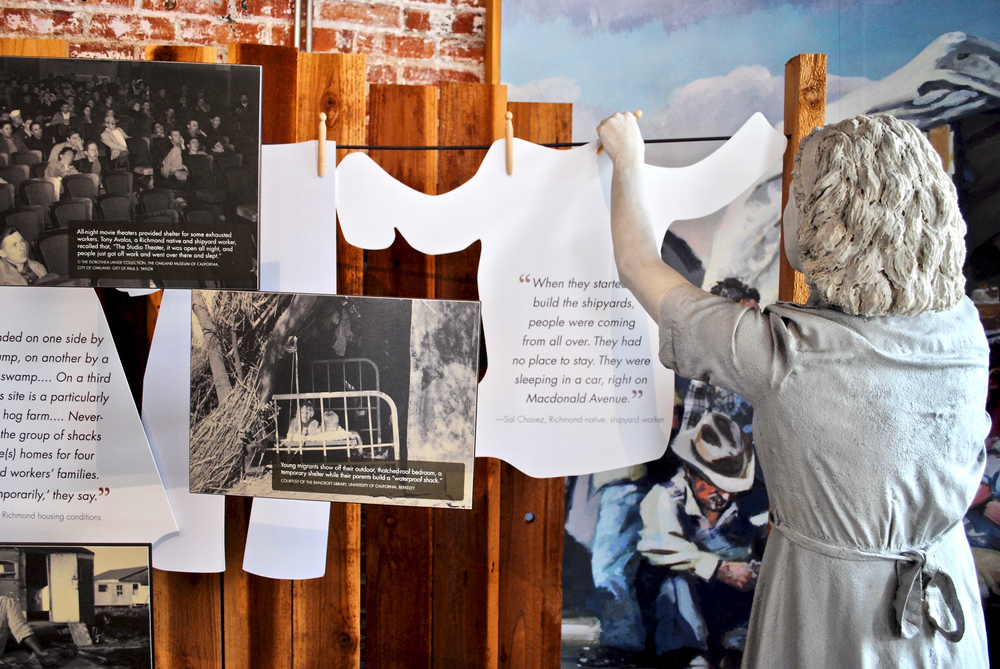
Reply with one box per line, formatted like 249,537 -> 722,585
597,112 -> 989,667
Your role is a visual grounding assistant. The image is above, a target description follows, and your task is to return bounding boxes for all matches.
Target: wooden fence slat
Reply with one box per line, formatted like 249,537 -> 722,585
223,497 -> 293,669
228,44 -> 299,145
494,101 -> 570,669
145,45 -> 217,62
0,38 -> 68,57
364,84 -> 439,300
153,571 -> 223,669
291,52 -> 366,669
362,83 -> 438,669
429,82 -> 507,669
780,54 -> 826,305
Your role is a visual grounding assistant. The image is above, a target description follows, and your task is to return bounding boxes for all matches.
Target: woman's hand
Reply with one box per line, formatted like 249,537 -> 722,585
597,112 -> 644,167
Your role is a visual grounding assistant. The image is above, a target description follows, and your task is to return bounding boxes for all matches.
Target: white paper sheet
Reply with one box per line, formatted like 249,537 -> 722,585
0,287 -> 177,543
244,140 -> 338,580
142,141 -> 338,575
336,114 -> 786,477
242,497 -> 332,579
145,288 -> 226,572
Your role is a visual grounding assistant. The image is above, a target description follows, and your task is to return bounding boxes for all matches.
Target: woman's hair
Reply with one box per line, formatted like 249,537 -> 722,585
791,114 -> 966,316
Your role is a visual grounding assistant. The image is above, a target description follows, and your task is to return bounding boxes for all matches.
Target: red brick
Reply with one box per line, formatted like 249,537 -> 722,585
177,17 -> 236,44
440,38 -> 483,63
312,27 -> 355,53
402,66 -> 480,85
460,0 -> 486,8
89,13 -> 176,42
383,33 -> 435,59
271,23 -> 294,47
451,11 -> 481,35
70,42 -> 140,60
353,32 -> 380,55
140,0 -> 225,14
405,8 -> 431,32
0,9 -> 83,36
229,21 -> 270,44
239,0 -> 294,21
319,1 -> 399,28
367,63 -> 397,84
50,0 -> 134,7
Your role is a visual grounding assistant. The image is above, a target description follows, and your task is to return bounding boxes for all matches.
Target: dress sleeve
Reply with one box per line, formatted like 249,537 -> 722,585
657,283 -> 791,404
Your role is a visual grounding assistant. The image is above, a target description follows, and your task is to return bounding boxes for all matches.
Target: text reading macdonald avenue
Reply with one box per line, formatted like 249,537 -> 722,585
526,391 -> 629,404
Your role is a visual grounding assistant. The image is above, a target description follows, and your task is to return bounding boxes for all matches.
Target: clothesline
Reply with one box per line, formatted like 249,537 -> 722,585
336,135 -> 736,151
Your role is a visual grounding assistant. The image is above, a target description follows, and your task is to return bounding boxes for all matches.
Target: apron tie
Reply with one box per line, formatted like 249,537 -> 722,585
769,513 -> 964,643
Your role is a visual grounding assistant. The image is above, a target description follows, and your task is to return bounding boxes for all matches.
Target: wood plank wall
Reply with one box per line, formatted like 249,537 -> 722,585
2,37 -> 572,669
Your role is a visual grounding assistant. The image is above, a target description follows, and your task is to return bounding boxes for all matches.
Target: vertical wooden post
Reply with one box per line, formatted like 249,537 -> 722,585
225,47 -> 366,669
431,82 -> 507,669
364,84 -> 439,300
495,102 -> 571,669
362,83 -> 438,669
293,53 -> 366,669
484,0 -> 502,86
780,54 -> 826,305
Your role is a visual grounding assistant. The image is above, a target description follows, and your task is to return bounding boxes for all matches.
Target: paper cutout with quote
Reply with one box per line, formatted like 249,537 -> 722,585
337,113 -> 785,477
0,287 -> 177,544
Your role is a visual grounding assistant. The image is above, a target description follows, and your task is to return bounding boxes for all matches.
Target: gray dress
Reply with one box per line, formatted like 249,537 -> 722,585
658,284 -> 990,668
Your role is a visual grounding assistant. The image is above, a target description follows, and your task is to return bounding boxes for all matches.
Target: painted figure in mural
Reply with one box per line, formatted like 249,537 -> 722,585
599,111 -> 990,667
637,412 -> 765,668
0,597 -> 57,667
580,277 -> 766,669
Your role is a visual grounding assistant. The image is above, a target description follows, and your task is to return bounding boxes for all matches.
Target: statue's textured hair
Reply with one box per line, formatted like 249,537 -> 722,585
790,114 -> 966,316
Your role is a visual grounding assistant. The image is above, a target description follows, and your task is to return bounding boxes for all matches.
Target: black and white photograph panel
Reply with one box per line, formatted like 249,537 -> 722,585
0,544 -> 152,669
188,291 -> 481,509
0,56 -> 260,289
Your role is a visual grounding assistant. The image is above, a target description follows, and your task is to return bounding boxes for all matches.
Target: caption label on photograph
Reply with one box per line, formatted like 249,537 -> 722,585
272,459 -> 465,501
69,222 -> 255,287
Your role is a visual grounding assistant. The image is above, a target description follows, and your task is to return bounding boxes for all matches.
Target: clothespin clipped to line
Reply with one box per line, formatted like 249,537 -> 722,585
505,111 -> 514,176
318,112 -> 327,177
596,110 -> 642,156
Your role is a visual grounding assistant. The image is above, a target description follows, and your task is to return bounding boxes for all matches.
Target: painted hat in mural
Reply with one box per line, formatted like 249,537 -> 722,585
670,412 -> 754,493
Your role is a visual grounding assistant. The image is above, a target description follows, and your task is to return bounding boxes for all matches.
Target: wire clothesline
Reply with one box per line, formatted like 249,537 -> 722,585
335,135 -> 736,151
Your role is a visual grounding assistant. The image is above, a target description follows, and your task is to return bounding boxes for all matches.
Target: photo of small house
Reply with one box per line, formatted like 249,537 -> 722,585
0,545 -> 151,669
93,567 -> 148,608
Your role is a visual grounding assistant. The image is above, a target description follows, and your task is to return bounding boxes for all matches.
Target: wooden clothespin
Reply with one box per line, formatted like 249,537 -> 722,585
597,109 -> 642,155
318,112 -> 327,177
505,111 -> 514,175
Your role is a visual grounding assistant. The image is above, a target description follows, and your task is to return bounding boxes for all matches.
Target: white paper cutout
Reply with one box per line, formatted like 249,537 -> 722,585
145,288 -> 226,572
242,497 -> 331,579
336,114 -> 785,477
244,140 -> 338,580
142,141 -> 338,575
0,287 -> 177,543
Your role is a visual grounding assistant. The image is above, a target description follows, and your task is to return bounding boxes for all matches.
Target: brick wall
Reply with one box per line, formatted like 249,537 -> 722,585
0,0 -> 485,83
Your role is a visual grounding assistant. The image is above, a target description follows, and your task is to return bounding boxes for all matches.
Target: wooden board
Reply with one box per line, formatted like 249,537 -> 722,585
0,38 -> 68,57
363,83 -> 438,669
429,83 -> 509,669
228,44 -> 299,145
152,571 -> 222,669
780,54 -> 826,305
145,45 -> 216,63
494,101 -> 571,669
484,0 -> 502,86
364,84 -> 439,299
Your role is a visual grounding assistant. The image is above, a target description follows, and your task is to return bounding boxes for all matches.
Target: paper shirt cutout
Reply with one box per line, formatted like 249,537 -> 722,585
336,113 -> 785,477
142,141 -> 338,575
0,287 -> 177,544
242,497 -> 332,580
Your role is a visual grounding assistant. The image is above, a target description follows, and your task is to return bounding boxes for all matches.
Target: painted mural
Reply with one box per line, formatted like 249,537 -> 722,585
502,2 -> 1000,667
